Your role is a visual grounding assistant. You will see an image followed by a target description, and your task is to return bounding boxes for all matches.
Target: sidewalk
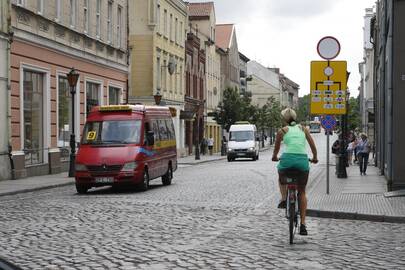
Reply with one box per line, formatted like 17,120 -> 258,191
307,162 -> 405,223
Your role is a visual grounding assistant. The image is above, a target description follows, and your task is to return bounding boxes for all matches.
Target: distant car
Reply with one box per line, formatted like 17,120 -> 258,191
325,129 -> 333,135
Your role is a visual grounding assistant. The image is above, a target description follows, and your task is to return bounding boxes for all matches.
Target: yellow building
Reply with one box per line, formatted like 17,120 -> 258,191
129,0 -> 188,155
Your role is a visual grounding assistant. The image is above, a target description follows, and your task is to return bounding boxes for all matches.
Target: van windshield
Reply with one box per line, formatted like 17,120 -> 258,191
82,120 -> 141,145
229,131 -> 254,142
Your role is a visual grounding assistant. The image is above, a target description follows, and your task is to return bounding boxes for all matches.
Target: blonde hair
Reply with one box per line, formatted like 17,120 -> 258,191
281,108 -> 297,124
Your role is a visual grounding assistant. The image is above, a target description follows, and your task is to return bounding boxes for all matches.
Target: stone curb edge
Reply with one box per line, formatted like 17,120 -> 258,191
306,209 -> 405,224
178,147 -> 273,166
0,181 -> 75,197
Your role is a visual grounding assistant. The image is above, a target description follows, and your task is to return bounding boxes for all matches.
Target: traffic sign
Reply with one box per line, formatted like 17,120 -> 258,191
317,36 -> 341,60
321,115 -> 337,130
310,61 -> 347,115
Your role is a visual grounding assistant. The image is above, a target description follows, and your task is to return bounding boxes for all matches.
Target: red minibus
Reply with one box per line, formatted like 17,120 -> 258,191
75,104 -> 177,193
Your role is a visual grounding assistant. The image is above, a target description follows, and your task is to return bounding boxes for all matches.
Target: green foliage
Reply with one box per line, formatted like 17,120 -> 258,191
296,94 -> 310,124
348,96 -> 361,131
211,88 -> 283,132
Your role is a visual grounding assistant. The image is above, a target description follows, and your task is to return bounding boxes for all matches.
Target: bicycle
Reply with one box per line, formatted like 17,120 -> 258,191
284,169 -> 302,245
274,158 -> 315,245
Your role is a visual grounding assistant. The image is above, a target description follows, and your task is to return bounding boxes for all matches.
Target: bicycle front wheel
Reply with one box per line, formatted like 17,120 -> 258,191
289,201 -> 295,244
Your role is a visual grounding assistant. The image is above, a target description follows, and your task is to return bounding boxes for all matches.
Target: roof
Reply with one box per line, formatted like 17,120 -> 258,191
215,24 -> 234,50
188,2 -> 214,18
239,52 -> 250,63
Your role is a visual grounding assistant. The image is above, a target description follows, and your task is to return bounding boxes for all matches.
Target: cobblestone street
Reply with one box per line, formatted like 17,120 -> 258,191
1,145 -> 405,269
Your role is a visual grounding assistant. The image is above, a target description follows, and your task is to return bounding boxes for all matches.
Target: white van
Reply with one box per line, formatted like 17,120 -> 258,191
227,124 -> 260,161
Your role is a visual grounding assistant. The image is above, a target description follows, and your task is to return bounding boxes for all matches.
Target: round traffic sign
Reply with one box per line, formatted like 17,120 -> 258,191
321,115 -> 337,130
317,36 -> 341,60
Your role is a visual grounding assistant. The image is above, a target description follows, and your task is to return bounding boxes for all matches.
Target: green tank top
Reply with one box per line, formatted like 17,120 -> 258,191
283,125 -> 307,154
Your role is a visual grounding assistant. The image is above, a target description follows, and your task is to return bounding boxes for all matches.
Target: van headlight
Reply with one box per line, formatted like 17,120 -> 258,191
122,161 -> 138,171
248,147 -> 255,151
75,163 -> 87,171
228,148 -> 234,152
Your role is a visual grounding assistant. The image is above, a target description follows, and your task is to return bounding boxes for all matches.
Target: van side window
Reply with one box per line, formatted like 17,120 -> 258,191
152,120 -> 160,142
166,119 -> 175,140
158,119 -> 168,141
144,122 -> 150,145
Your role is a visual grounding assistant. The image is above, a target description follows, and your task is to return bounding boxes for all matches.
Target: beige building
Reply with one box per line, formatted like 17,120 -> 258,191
188,2 -> 221,153
216,24 -> 240,91
8,0 -> 128,178
129,0 -> 187,155
247,61 -> 281,107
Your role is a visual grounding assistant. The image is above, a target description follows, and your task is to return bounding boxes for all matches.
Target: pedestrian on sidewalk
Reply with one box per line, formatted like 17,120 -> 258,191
356,133 -> 371,175
208,136 -> 214,155
200,138 -> 207,155
347,139 -> 355,165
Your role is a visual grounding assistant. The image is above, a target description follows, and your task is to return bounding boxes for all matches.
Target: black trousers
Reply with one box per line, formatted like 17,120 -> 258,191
358,153 -> 369,173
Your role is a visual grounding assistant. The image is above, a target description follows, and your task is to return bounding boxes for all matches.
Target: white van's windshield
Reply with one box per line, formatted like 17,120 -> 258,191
229,131 -> 254,142
82,120 -> 141,145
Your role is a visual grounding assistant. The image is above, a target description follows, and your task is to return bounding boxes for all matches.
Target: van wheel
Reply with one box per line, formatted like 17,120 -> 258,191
76,184 -> 88,194
256,154 -> 259,161
227,156 -> 232,162
139,169 -> 149,191
162,165 -> 173,186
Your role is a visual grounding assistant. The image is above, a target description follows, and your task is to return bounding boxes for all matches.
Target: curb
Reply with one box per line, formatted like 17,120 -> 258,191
306,209 -> 405,224
0,181 -> 75,197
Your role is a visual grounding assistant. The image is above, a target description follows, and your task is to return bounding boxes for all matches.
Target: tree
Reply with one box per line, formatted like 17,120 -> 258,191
211,87 -> 245,131
348,96 -> 361,131
296,94 -> 310,124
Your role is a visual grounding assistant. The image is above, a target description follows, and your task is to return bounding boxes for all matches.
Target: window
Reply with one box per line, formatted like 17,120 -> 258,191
158,120 -> 169,140
163,10 -> 167,37
23,70 -> 44,165
175,18 -> 178,44
108,86 -> 121,105
165,119 -> 175,140
163,59 -> 167,91
107,0 -> 113,43
157,56 -> 161,90
156,4 -> 160,33
86,82 -> 101,114
82,120 -> 141,145
96,0 -> 101,38
17,0 -> 24,6
70,0 -> 76,28
83,0 -> 89,33
117,6 -> 122,47
55,0 -> 61,21
180,21 -> 183,46
37,0 -> 43,14
58,77 -> 72,160
170,14 -> 173,41
179,65 -> 183,94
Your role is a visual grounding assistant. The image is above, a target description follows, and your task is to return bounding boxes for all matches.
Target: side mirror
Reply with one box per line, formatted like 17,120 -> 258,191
146,131 -> 155,146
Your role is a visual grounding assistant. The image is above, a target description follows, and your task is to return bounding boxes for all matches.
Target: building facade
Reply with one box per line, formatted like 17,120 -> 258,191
216,24 -> 240,91
247,61 -> 281,107
359,7 -> 375,144
128,0 -> 187,156
373,0 -> 405,190
0,0 -> 11,180
184,31 -> 205,155
239,52 -> 250,97
188,2 -> 221,153
9,0 -> 128,179
279,73 -> 299,109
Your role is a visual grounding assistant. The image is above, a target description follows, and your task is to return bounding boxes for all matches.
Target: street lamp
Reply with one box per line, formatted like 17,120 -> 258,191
67,68 -> 79,177
195,111 -> 201,160
153,89 -> 162,105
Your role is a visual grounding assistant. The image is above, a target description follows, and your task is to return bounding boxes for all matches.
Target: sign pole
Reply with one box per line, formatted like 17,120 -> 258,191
326,132 -> 330,195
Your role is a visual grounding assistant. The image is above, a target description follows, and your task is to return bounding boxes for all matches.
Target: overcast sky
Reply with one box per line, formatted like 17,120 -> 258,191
188,0 -> 375,97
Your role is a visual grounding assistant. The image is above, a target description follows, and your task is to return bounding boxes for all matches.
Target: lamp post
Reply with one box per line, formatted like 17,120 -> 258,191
153,89 -> 162,105
195,110 -> 201,160
67,68 -> 79,177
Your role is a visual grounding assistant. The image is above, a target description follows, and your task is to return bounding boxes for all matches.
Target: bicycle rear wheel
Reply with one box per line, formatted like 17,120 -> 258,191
289,201 -> 295,244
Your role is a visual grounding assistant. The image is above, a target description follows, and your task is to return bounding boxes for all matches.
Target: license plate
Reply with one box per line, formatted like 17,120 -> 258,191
237,153 -> 245,156
95,177 -> 114,184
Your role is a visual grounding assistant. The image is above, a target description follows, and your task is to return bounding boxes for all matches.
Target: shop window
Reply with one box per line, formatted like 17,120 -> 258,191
86,81 -> 101,114
58,77 -> 72,160
108,86 -> 121,105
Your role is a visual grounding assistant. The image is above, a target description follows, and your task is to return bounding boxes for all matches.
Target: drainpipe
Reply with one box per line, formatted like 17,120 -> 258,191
6,0 -> 13,179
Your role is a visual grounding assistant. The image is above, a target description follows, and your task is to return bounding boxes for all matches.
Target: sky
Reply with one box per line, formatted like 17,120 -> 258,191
188,0 -> 376,97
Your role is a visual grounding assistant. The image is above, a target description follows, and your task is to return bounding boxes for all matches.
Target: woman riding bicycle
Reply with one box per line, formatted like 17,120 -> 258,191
272,108 -> 318,236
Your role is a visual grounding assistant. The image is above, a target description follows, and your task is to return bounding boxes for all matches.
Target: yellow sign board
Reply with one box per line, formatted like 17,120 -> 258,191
310,61 -> 347,115
99,105 -> 133,112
